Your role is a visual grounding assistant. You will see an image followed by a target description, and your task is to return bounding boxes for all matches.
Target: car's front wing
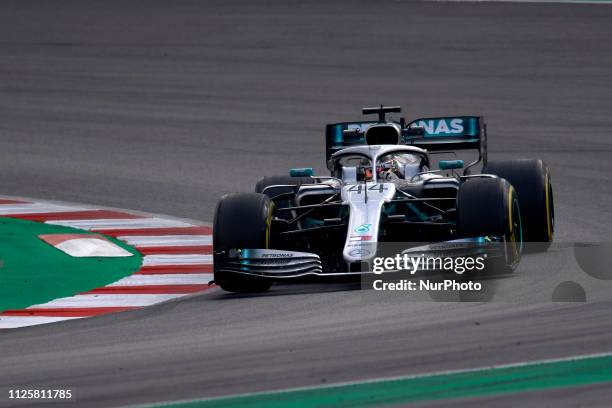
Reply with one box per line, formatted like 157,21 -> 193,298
214,237 -> 512,280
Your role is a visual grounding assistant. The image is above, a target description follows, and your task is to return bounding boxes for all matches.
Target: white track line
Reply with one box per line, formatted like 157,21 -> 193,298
28,294 -> 188,308
428,0 -> 612,3
118,235 -> 212,247
0,316 -> 83,329
0,203 -> 82,215
108,274 -> 213,286
46,218 -> 194,230
142,254 -> 213,266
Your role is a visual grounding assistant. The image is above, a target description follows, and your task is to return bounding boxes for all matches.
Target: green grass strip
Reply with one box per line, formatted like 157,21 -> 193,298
0,217 -> 142,311
151,354 -> 612,408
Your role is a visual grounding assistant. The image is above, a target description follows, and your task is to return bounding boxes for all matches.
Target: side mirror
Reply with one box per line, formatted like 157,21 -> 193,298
439,160 -> 464,170
289,167 -> 314,177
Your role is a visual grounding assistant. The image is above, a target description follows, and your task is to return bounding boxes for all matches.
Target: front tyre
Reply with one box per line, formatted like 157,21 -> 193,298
457,177 -> 523,273
213,193 -> 273,293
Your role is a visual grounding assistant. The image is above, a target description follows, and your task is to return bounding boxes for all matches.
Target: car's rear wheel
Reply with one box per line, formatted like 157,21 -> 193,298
484,159 -> 553,251
213,193 -> 273,293
457,177 -> 522,273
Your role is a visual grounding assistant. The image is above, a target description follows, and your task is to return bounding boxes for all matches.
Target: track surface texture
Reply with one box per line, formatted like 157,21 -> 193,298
1,0 -> 612,407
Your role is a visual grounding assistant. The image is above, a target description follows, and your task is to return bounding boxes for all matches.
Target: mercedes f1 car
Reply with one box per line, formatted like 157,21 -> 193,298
213,106 -> 554,293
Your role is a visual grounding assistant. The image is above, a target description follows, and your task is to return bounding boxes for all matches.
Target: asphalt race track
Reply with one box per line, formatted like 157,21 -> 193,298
1,0 -> 612,407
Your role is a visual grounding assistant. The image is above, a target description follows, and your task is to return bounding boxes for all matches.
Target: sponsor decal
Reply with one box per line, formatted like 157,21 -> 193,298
349,248 -> 371,257
347,242 -> 370,248
411,118 -> 464,135
347,123 -> 371,132
354,224 -> 372,234
350,235 -> 372,242
261,253 -> 294,258
260,259 -> 294,265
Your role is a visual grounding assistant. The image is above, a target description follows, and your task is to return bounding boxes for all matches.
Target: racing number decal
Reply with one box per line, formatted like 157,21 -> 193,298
348,184 -> 389,194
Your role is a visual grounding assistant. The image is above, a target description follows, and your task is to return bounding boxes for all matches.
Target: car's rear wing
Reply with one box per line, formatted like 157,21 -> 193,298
325,115 -> 487,172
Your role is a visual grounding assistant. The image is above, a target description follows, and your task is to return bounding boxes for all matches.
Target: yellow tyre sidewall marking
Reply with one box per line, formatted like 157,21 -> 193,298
545,172 -> 552,241
265,201 -> 274,248
507,185 -> 520,261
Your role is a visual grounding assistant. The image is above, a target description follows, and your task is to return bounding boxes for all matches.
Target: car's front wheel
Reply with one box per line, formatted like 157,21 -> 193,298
213,193 -> 273,293
457,177 -> 523,273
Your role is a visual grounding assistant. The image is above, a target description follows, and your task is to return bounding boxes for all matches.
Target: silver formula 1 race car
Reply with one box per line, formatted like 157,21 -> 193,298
213,106 -> 554,293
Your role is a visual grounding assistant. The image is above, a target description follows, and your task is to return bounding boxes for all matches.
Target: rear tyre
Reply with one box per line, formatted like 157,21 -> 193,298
213,193 -> 273,293
457,178 -> 522,274
484,159 -> 554,251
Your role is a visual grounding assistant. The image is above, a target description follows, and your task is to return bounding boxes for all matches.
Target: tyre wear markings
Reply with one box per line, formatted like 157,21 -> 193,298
0,198 -> 214,329
508,185 -> 521,261
545,172 -> 553,241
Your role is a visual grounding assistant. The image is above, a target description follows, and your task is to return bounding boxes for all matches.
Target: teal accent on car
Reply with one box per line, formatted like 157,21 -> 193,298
439,160 -> 464,170
240,249 -> 251,271
289,168 -> 314,177
302,218 -> 324,229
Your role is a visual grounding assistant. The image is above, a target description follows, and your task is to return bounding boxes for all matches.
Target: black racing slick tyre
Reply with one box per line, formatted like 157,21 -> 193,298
484,159 -> 554,251
255,175 -> 315,198
213,193 -> 273,293
457,177 -> 523,273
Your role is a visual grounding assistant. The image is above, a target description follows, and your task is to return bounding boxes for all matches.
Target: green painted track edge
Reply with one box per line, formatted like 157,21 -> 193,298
0,217 -> 142,311
145,353 -> 612,408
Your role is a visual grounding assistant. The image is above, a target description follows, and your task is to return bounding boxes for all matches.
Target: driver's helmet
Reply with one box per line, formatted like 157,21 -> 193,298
376,158 -> 401,180
356,159 -> 374,181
